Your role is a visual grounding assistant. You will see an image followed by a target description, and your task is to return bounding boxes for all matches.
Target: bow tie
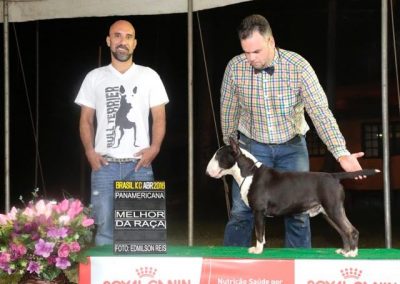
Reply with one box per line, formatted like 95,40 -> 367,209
255,66 -> 274,76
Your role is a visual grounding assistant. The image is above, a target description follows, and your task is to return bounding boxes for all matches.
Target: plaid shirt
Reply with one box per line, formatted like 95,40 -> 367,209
220,48 -> 350,159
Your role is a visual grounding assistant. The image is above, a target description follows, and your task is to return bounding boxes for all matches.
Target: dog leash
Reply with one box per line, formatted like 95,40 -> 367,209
239,177 -> 248,191
222,177 -> 231,219
238,162 -> 259,190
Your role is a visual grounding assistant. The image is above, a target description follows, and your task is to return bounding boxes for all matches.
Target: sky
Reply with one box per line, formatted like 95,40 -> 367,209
0,0 -> 397,218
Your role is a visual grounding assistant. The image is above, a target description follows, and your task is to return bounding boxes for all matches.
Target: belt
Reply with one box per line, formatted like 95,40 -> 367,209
274,134 -> 302,145
239,133 -> 303,145
103,156 -> 136,163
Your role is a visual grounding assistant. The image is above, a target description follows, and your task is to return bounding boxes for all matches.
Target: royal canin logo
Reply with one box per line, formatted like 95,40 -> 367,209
102,266 -> 191,284
136,267 -> 158,278
306,266 -> 398,284
340,268 -> 362,279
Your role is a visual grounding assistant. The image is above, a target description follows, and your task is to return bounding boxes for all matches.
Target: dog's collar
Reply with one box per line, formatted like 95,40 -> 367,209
246,161 -> 261,176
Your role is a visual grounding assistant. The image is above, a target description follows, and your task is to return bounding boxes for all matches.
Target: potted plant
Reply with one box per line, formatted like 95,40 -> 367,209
0,192 -> 94,283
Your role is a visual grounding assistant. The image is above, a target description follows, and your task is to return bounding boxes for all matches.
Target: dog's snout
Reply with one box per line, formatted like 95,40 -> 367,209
205,156 -> 222,178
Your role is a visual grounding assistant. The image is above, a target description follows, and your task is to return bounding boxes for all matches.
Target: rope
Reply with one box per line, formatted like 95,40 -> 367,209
196,12 -> 231,219
389,0 -> 400,115
12,23 -> 47,195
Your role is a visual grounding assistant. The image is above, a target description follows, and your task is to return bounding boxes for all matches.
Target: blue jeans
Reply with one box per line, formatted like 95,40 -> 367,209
91,161 -> 154,245
223,133 -> 311,248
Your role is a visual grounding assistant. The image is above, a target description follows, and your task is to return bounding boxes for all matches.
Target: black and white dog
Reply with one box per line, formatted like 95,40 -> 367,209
206,138 -> 380,257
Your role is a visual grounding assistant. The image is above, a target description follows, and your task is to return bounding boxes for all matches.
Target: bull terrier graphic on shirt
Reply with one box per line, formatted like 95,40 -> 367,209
107,85 -> 139,148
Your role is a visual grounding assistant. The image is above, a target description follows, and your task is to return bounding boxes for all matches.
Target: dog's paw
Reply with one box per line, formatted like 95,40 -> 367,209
344,248 -> 358,258
335,248 -> 344,255
336,248 -> 358,258
248,246 -> 263,254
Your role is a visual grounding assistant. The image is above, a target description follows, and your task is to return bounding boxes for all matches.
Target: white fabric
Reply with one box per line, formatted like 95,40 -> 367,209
89,257 -> 203,283
75,63 -> 169,158
1,0 -> 251,23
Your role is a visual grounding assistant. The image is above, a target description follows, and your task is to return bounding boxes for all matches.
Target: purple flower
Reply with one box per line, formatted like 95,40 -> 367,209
47,227 -> 68,239
55,257 -> 71,269
47,255 -> 57,265
34,239 -> 55,258
12,222 -> 22,234
30,231 -> 40,241
0,198 -> 94,277
37,214 -> 54,226
23,222 -> 38,233
27,261 -> 41,274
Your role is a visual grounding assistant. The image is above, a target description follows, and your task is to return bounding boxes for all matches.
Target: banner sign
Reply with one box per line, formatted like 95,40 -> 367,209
200,258 -> 294,283
295,259 -> 400,283
80,255 -> 400,283
87,257 -> 203,284
80,257 -> 291,284
113,180 -> 167,254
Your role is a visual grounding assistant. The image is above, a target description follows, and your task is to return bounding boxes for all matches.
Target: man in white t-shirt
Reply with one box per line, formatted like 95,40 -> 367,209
75,20 -> 169,245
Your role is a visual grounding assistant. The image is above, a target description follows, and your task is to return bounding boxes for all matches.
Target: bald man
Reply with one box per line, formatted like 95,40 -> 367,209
75,20 -> 169,245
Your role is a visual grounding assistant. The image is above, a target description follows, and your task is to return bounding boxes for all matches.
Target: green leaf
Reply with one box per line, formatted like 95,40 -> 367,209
40,267 -> 62,281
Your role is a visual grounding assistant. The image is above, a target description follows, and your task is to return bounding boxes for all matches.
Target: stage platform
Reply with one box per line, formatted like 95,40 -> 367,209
79,245 -> 400,283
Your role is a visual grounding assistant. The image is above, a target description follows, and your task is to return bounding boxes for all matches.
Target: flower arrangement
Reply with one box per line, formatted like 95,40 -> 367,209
0,192 -> 94,282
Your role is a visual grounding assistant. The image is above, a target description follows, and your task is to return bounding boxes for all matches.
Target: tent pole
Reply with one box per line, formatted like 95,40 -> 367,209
3,0 -> 10,212
187,0 -> 194,246
381,0 -> 392,248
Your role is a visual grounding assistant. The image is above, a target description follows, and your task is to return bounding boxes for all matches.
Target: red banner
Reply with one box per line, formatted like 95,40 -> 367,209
200,258 -> 294,283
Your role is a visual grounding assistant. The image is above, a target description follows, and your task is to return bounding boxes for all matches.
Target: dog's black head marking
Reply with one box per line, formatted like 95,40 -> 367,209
214,145 -> 237,170
229,137 -> 242,158
213,138 -> 256,177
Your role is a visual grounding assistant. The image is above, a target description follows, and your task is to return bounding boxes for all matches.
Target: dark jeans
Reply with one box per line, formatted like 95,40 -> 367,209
223,133 -> 311,248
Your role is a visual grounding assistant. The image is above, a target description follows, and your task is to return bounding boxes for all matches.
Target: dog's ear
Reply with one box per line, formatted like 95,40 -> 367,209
229,137 -> 240,156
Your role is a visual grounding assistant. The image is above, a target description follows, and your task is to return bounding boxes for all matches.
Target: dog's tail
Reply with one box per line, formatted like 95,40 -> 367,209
331,169 -> 381,180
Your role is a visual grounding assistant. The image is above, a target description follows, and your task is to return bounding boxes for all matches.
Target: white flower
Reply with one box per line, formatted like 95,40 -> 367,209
58,215 -> 71,225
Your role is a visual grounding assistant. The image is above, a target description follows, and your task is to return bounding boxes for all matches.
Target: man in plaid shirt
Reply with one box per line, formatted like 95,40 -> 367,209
221,14 -> 364,248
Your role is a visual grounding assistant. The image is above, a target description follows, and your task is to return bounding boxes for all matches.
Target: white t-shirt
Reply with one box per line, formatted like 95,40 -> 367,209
75,63 -> 169,158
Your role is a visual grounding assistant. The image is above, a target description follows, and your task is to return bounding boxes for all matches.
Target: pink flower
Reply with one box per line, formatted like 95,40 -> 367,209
10,243 -> 27,260
0,197 -> 94,278
67,200 -> 83,219
0,208 -> 17,224
0,252 -> 11,270
53,199 -> 69,214
82,216 -> 94,227
22,207 -> 35,220
0,214 -> 8,225
7,207 -> 18,221
57,243 -> 70,258
0,207 -> 18,225
69,241 -> 81,252
34,200 -> 53,218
